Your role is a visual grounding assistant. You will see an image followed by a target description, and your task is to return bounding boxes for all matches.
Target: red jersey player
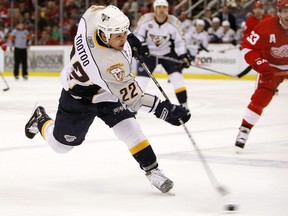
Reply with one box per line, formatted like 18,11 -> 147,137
235,0 -> 288,153
242,1 -> 272,40
238,1 -> 272,78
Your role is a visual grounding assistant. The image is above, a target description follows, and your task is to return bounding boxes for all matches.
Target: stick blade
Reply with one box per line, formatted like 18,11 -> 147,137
217,185 -> 230,196
236,66 -> 252,78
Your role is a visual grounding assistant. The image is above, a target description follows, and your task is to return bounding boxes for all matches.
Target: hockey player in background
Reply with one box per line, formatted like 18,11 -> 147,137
237,1 -> 273,78
242,1 -> 272,41
24,5 -> 190,193
235,0 -> 288,153
184,19 -> 209,61
134,0 -> 191,111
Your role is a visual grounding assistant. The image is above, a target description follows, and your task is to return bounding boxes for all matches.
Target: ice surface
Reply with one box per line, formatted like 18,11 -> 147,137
0,76 -> 287,216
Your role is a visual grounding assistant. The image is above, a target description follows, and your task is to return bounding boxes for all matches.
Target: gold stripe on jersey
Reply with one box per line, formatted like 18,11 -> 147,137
175,87 -> 186,93
94,32 -> 106,49
129,139 -> 150,155
41,119 -> 53,140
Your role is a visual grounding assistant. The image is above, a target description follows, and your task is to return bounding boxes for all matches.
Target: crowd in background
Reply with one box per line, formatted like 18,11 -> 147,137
0,0 -> 277,46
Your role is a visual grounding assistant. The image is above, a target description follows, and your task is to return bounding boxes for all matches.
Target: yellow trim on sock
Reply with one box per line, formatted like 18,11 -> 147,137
129,139 -> 150,155
41,119 -> 53,140
175,87 -> 186,93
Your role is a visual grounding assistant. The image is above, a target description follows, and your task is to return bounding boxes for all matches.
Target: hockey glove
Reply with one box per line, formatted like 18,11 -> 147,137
139,42 -> 150,57
154,100 -> 191,126
127,33 -> 142,59
179,54 -> 191,68
252,58 -> 275,80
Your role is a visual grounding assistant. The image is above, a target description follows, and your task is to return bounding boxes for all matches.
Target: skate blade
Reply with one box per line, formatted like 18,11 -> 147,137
235,146 -> 244,154
165,189 -> 176,196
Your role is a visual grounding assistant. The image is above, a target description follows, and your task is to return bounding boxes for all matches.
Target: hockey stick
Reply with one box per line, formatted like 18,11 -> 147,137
133,48 -> 229,196
188,44 -> 239,54
210,45 -> 239,54
0,71 -> 9,91
235,65 -> 252,78
151,54 -> 239,78
237,68 -> 288,78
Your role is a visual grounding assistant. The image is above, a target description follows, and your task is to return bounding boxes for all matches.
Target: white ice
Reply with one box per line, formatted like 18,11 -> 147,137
0,76 -> 287,216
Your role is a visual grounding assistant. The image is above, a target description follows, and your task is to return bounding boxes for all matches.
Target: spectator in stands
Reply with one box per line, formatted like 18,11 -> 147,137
267,6 -> 277,16
235,21 -> 246,44
0,2 -> 9,25
221,20 -> 237,45
179,11 -> 194,33
217,4 -> 237,31
38,27 -> 60,45
0,24 -> 5,42
202,9 -> 213,31
122,0 -> 139,20
121,0 -> 139,31
207,17 -> 224,43
52,24 -> 61,42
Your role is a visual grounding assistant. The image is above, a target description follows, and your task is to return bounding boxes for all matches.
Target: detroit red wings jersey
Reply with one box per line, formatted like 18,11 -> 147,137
242,14 -> 272,38
242,16 -> 288,71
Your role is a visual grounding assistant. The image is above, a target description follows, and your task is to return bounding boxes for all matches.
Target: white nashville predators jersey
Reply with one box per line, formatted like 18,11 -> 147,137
60,5 -> 158,112
185,29 -> 209,56
134,13 -> 187,56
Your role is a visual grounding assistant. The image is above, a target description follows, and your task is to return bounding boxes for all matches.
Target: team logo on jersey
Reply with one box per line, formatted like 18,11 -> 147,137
113,106 -> 125,114
271,45 -> 288,58
101,13 -> 110,22
64,135 -> 77,143
107,63 -> 125,82
149,34 -> 167,46
87,36 -> 95,48
269,34 -> 276,43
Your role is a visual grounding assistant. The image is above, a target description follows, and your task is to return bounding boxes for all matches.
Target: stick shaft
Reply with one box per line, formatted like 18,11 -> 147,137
133,48 -> 228,196
150,54 -> 250,78
0,72 -> 9,90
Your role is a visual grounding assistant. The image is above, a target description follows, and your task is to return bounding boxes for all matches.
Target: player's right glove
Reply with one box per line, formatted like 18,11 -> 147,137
154,100 -> 191,126
252,58 -> 275,81
139,42 -> 150,57
179,54 -> 191,68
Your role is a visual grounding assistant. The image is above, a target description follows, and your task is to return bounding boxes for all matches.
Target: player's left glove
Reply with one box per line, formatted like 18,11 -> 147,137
127,33 -> 141,59
252,58 -> 275,81
154,100 -> 191,126
179,54 -> 191,69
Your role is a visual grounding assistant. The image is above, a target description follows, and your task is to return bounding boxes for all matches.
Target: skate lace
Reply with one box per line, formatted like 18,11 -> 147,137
237,129 -> 249,143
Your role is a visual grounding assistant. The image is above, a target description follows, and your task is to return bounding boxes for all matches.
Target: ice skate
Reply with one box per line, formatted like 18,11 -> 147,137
145,168 -> 174,193
235,126 -> 250,153
25,106 -> 50,139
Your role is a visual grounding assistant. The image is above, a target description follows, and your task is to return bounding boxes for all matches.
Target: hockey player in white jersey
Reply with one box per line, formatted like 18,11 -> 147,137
184,19 -> 209,61
134,0 -> 191,111
221,20 -> 237,45
24,5 -> 190,193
